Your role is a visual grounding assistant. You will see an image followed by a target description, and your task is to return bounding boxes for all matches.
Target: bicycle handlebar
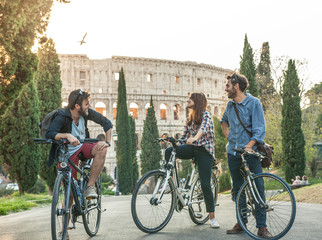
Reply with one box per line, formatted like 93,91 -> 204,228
233,148 -> 264,159
33,138 -> 111,146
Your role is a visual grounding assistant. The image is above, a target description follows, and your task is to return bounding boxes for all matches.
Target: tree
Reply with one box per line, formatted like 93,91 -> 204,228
240,34 -> 258,97
115,68 -> 132,194
0,79 -> 40,194
0,0 -> 53,117
302,82 -> 322,177
213,117 -> 228,161
257,42 -> 275,111
35,38 -> 62,193
129,115 -> 139,187
281,59 -> 306,182
140,96 -> 162,175
263,95 -> 283,167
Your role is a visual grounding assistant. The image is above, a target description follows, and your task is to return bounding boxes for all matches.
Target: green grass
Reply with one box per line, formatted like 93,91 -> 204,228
0,192 -> 52,215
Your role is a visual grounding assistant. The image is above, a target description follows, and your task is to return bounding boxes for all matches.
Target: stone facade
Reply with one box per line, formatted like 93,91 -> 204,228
58,54 -> 231,177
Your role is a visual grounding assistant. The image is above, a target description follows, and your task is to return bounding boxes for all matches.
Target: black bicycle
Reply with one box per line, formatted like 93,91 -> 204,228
131,138 -> 219,233
34,138 -> 109,240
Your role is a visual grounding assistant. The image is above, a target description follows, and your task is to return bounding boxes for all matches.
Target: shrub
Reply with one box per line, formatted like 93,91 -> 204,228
101,172 -> 113,183
219,172 -> 232,192
0,188 -> 14,198
27,178 -> 47,194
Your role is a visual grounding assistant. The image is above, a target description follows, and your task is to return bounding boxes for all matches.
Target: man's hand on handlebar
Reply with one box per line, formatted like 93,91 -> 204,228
67,134 -> 80,147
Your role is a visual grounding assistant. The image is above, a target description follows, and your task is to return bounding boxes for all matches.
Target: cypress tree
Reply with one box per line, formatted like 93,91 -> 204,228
0,0 -> 53,117
140,96 -> 162,175
257,42 -> 275,95
129,115 -> 139,187
115,68 -> 133,194
0,79 -> 41,194
240,34 -> 258,97
257,42 -> 275,111
281,59 -> 306,182
35,38 -> 62,193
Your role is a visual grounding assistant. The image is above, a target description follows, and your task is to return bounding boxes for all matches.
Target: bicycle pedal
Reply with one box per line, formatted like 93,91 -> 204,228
67,227 -> 75,230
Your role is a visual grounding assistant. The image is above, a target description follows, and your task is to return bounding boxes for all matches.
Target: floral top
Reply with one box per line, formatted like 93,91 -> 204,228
181,111 -> 215,157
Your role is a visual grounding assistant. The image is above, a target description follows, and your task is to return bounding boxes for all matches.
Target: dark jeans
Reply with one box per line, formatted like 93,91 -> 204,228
228,153 -> 266,228
165,144 -> 215,212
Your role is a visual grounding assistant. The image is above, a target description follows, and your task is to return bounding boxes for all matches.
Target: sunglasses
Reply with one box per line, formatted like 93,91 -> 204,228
75,89 -> 83,104
232,73 -> 239,83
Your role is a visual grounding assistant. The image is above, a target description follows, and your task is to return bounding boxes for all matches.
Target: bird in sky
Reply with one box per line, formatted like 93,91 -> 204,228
79,32 -> 87,45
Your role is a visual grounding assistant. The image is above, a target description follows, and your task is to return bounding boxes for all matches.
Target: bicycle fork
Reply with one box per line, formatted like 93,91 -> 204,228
246,175 -> 268,210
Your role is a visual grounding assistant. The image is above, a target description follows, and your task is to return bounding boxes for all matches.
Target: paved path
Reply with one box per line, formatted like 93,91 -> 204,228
0,194 -> 321,240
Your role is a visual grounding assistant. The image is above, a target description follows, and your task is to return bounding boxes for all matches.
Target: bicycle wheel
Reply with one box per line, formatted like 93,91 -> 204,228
82,177 -> 102,236
51,173 -> 69,240
189,177 -> 208,224
236,173 -> 296,240
131,170 -> 176,233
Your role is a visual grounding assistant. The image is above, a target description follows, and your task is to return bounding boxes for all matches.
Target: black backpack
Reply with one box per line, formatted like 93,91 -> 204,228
39,108 -> 61,138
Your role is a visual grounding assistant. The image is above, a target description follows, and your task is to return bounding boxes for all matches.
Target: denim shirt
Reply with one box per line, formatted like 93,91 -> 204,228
221,94 -> 266,156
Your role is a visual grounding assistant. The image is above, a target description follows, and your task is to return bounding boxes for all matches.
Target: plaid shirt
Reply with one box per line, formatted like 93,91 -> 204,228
181,111 -> 215,157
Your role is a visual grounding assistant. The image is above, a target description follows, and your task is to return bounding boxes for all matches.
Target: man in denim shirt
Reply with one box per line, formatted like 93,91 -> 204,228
221,73 -> 271,238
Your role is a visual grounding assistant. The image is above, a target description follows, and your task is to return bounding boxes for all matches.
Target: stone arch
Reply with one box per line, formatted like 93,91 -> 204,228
113,102 -> 117,119
160,103 -> 168,120
129,102 -> 139,119
95,101 -> 106,116
206,105 -> 211,113
173,104 -> 181,120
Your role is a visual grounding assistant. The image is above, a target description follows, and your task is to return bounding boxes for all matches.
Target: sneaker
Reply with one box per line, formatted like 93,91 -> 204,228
226,223 -> 244,234
85,186 -> 98,199
210,218 -> 220,228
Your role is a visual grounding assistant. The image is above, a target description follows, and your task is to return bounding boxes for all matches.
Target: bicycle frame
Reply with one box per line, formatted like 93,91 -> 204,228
57,143 -> 94,225
155,145 -> 198,208
239,152 -> 268,209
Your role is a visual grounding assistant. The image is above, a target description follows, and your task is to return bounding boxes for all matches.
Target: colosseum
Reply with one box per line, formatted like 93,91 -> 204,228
59,54 -> 231,177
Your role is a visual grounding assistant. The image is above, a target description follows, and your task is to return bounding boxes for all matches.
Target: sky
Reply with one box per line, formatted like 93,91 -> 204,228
46,0 -> 322,91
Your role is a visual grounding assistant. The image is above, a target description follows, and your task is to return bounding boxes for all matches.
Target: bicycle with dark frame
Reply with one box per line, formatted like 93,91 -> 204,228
131,137 -> 219,233
34,138 -> 110,240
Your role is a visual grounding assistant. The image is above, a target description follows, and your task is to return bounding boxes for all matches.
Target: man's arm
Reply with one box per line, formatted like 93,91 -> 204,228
54,133 -> 80,147
221,122 -> 229,139
88,108 -> 113,133
105,129 -> 112,143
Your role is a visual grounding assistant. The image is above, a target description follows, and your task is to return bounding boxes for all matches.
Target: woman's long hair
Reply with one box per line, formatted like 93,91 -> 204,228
187,93 -> 208,126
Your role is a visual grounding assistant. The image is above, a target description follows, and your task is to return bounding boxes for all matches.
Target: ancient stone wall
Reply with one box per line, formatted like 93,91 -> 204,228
59,54 -> 231,177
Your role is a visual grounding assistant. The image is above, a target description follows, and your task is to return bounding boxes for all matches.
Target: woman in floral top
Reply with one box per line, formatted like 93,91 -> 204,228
165,92 -> 219,228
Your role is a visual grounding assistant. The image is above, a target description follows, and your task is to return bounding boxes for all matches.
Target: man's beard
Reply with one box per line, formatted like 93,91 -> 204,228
228,88 -> 237,99
78,107 -> 88,117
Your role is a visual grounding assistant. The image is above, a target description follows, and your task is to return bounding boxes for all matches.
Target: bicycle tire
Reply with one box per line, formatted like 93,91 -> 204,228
236,173 -> 296,240
82,176 -> 102,236
51,173 -> 69,240
131,170 -> 176,233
